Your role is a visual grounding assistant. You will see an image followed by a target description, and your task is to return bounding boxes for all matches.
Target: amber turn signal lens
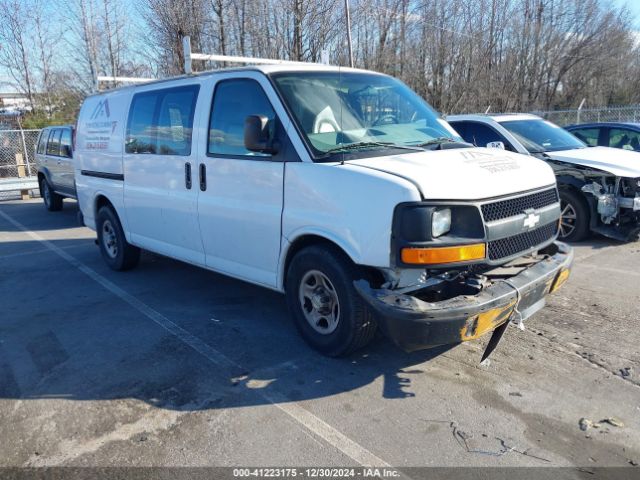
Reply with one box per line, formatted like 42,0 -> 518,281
401,243 -> 486,265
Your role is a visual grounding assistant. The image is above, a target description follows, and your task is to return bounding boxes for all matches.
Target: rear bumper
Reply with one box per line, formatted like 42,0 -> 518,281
355,242 -> 573,352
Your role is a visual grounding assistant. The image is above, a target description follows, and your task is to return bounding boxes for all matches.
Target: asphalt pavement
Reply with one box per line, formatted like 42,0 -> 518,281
1,199 -> 639,471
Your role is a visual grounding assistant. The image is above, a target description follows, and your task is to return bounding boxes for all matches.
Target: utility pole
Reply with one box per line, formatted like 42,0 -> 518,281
345,0 -> 354,67
183,36 -> 192,74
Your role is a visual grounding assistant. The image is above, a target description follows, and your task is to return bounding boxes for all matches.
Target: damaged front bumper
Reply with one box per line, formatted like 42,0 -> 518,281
354,242 -> 573,353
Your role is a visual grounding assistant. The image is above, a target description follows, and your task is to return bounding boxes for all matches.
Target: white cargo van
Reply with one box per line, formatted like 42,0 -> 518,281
75,65 -> 572,358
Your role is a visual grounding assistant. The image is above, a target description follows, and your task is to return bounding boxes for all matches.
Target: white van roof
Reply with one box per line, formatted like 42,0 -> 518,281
89,64 -> 385,97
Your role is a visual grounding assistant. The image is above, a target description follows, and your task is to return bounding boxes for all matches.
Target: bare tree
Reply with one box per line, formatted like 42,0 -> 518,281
143,0 -> 208,75
0,0 -> 36,106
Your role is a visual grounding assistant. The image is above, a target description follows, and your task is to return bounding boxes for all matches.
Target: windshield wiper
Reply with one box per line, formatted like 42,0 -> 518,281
413,137 -> 456,148
322,141 -> 422,156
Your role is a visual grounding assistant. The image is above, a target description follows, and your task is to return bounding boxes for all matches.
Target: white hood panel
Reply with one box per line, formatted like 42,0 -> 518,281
549,147 -> 640,178
347,148 -> 557,200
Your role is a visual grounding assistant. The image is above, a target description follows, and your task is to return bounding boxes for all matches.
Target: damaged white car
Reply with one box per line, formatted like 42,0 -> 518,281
448,114 -> 640,241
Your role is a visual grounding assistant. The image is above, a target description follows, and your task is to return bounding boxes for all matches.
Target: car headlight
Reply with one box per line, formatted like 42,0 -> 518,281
432,208 -> 452,238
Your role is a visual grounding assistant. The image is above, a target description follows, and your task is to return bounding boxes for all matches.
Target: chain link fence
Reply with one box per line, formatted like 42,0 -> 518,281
0,128 -> 41,201
534,105 -> 640,126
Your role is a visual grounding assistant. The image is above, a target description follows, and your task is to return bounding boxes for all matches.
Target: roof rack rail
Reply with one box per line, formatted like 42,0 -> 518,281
92,36 -> 330,92
95,75 -> 155,92
182,36 -> 328,75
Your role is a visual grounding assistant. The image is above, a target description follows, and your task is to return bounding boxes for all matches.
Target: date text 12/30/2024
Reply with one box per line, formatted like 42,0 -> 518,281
232,468 -> 401,478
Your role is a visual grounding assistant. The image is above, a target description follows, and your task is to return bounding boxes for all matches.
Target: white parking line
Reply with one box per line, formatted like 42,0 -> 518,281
0,208 -> 391,468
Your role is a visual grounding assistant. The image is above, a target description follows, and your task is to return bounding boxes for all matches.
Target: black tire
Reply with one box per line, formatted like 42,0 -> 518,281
285,245 -> 377,357
559,188 -> 591,242
96,206 -> 141,271
40,177 -> 63,211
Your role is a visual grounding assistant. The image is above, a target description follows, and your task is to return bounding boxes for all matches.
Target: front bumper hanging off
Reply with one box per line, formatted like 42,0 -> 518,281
354,242 -> 573,355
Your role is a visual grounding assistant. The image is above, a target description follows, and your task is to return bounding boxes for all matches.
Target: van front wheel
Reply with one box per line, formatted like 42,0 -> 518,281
96,206 -> 140,271
286,245 -> 377,356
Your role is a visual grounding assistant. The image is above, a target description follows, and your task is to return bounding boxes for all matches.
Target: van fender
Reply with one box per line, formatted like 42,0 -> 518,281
91,188 -> 131,241
277,227 -> 362,291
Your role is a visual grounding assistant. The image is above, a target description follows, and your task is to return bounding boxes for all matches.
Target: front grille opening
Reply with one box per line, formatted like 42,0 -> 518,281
488,222 -> 558,260
482,188 -> 559,222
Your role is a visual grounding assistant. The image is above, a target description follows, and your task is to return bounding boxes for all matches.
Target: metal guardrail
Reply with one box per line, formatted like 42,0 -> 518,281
0,176 -> 39,196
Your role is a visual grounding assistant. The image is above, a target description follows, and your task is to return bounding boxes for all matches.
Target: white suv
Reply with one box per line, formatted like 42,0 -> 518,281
74,66 -> 572,358
448,114 -> 640,242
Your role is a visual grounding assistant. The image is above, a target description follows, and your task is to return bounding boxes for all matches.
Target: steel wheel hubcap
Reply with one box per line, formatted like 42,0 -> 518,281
299,270 -> 340,335
102,220 -> 118,258
559,201 -> 577,239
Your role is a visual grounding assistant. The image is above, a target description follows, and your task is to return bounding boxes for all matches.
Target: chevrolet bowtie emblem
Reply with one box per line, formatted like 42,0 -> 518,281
523,210 -> 541,229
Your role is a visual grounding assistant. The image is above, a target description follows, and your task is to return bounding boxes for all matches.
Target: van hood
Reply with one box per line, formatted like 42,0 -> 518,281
547,146 -> 640,178
346,147 -> 556,200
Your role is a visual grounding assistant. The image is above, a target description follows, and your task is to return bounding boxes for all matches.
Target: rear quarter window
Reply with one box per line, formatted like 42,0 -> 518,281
46,129 -> 61,156
60,128 -> 73,157
37,130 -> 48,154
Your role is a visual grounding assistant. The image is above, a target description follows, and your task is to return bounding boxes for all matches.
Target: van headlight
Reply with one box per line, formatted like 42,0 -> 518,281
432,208 -> 452,237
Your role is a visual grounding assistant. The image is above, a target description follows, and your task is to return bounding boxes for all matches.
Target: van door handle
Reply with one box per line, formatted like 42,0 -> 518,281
199,163 -> 206,191
185,162 -> 192,189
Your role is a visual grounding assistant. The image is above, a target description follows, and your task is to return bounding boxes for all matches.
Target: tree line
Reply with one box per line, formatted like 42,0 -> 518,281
1,0 -> 638,127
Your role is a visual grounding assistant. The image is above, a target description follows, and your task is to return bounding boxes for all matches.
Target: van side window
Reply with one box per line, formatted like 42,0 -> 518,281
126,92 -> 160,154
156,86 -> 199,155
126,85 -> 199,156
37,131 -> 48,154
60,129 -> 72,158
47,129 -> 62,156
208,79 -> 276,157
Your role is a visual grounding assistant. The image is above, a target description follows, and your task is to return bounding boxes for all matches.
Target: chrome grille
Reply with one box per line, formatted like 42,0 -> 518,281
488,222 -> 558,260
481,188 -> 559,223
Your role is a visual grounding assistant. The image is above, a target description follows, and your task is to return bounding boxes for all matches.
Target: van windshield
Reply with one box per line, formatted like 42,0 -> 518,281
499,118 -> 586,153
271,71 -> 461,160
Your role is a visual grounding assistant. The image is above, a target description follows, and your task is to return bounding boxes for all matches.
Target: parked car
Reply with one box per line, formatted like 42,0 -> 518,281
565,122 -> 640,151
448,114 -> 640,242
35,125 -> 76,211
75,66 -> 572,359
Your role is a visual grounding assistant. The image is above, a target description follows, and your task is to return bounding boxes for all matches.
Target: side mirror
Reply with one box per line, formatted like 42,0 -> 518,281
244,115 -> 277,154
486,141 -> 505,150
